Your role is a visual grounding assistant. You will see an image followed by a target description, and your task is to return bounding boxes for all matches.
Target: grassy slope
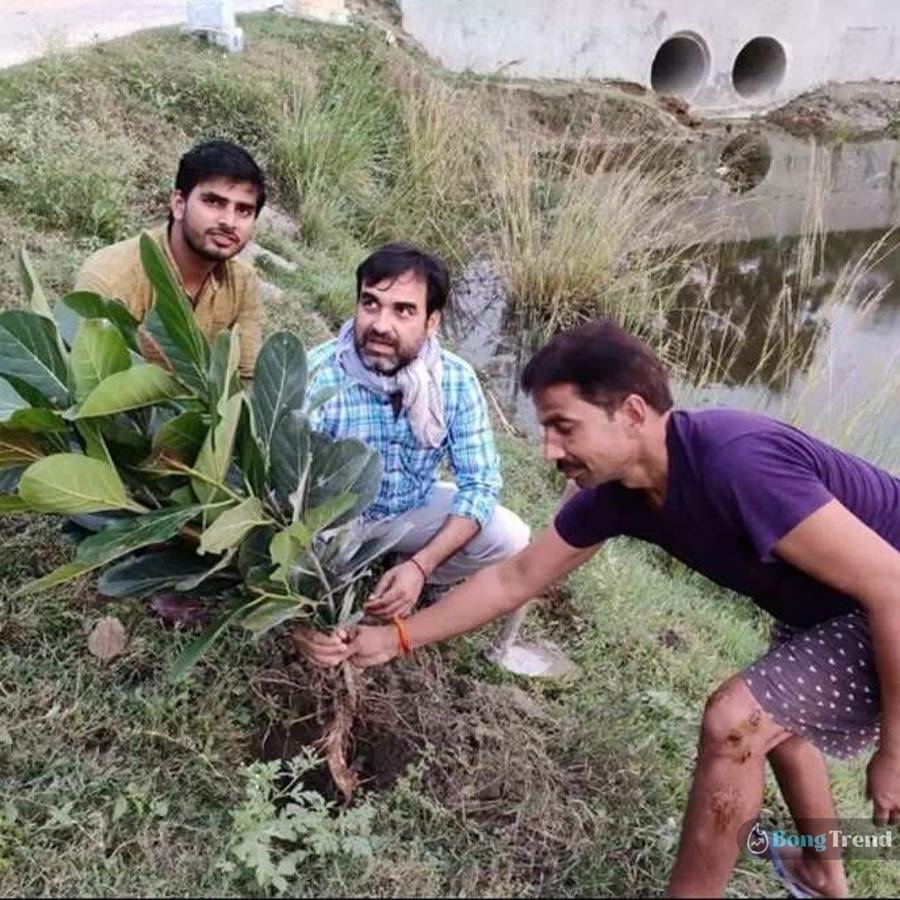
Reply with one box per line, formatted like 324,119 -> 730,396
1,12 -> 897,897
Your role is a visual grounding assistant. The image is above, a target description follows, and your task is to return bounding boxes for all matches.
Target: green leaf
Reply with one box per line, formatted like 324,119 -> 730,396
61,292 -> 140,352
77,505 -> 201,565
268,494 -> 355,579
199,497 -> 266,555
307,433 -> 374,508
18,561 -> 87,591
270,413 -> 310,511
0,310 -> 69,406
269,526 -> 306,571
77,421 -> 113,465
139,234 -> 209,392
251,332 -> 307,469
238,405 -> 266,497
77,365 -> 180,418
0,495 -> 28,514
241,596 -> 310,636
304,492 -> 358,535
55,303 -> 81,347
6,409 -> 69,433
16,505 -> 203,595
0,379 -> 28,421
237,524 -> 276,577
2,376 -> 53,410
326,518 -> 414,577
97,415 -> 153,466
175,549 -> 236,591
170,595 -> 263,682
97,550 -> 212,598
208,329 -> 241,415
152,411 -> 207,463
339,448 -> 382,526
71,319 -> 131,401
18,454 -> 132,514
192,393 -> 242,504
0,430 -> 44,469
18,248 -> 52,319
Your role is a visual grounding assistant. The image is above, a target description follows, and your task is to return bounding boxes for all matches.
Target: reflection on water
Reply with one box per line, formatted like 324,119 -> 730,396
446,132 -> 900,464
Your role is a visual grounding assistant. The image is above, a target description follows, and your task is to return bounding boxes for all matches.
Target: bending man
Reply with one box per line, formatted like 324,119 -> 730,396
344,320 -> 900,898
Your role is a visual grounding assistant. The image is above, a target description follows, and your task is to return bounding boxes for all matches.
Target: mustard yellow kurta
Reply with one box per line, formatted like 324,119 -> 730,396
74,224 -> 261,378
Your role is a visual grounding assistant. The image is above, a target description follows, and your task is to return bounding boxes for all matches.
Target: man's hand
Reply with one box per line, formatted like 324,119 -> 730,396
867,747 -> 900,825
291,625 -> 353,668
348,624 -> 400,668
364,560 -> 426,620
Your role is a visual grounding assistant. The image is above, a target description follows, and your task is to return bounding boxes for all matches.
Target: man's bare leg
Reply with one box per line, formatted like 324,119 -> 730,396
768,736 -> 848,897
667,677 -> 789,897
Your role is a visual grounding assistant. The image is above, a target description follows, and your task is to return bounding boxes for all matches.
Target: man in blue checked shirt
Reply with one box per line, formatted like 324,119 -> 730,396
292,242 -> 530,666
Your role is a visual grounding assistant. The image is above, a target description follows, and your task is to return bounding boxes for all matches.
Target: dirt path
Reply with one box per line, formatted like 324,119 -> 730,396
1,0 -> 277,69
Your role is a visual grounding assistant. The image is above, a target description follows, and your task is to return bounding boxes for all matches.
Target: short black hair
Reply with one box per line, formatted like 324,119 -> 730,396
356,242 -> 450,317
174,140 -> 266,215
521,320 -> 674,415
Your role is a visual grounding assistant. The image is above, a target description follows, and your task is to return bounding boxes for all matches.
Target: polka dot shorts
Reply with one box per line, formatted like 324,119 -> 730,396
742,609 -> 880,760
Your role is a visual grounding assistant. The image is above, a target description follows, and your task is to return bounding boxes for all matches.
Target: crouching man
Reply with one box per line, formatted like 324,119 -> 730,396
291,242 -> 530,666
344,320 -> 900,898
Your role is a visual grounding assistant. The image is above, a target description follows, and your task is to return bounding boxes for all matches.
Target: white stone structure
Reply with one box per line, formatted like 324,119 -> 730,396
397,0 -> 900,112
185,0 -> 244,52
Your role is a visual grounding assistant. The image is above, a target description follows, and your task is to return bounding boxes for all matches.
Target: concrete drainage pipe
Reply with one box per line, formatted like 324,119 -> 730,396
732,36 -> 787,98
650,32 -> 711,96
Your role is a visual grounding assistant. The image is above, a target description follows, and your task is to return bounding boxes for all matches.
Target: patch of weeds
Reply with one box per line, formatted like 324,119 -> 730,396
221,751 -> 376,894
0,99 -> 145,241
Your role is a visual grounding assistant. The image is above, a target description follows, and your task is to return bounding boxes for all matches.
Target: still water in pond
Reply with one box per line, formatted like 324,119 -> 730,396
447,131 -> 900,465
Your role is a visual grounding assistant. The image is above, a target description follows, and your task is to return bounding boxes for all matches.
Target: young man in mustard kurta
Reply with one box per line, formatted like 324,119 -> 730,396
74,140 -> 265,380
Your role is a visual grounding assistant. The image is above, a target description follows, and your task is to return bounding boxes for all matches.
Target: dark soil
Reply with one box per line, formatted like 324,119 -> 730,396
250,647 -> 606,870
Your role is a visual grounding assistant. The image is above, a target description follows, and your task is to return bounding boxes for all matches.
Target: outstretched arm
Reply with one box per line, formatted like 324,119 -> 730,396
348,524 -> 601,667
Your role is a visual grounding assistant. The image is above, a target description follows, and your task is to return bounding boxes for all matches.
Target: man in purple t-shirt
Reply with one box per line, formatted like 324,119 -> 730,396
329,321 -> 900,897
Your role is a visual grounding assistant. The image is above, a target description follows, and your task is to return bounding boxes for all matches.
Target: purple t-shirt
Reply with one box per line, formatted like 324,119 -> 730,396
555,409 -> 900,628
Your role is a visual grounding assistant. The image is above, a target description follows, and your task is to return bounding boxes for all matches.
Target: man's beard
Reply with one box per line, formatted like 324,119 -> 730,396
355,332 -> 417,376
182,218 -> 242,263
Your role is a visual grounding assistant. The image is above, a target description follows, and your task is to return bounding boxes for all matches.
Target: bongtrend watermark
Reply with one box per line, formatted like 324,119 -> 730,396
739,819 -> 899,860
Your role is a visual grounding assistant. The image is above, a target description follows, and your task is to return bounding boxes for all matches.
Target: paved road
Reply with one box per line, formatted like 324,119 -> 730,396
0,0 -> 277,69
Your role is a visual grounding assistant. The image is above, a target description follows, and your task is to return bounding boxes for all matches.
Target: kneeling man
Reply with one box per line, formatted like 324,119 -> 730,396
292,242 -> 530,665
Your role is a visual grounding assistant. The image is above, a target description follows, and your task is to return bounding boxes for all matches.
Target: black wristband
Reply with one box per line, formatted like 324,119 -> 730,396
407,557 -> 428,582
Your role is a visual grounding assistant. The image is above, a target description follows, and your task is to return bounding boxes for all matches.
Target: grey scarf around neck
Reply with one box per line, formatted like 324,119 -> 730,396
336,319 -> 446,449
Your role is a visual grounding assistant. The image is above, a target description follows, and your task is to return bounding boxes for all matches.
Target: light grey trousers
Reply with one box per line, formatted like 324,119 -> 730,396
380,482 -> 531,585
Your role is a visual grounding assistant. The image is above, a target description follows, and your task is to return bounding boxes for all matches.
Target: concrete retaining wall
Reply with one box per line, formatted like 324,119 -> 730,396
397,1 -> 900,111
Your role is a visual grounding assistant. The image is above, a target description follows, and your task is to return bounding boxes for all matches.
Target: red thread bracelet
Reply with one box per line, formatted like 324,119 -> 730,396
392,615 -> 412,655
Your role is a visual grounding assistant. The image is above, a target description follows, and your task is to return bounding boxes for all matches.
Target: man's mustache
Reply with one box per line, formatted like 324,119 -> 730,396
363,329 -> 397,347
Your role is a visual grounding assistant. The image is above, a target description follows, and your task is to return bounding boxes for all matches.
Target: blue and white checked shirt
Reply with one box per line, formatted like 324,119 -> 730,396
306,339 -> 502,526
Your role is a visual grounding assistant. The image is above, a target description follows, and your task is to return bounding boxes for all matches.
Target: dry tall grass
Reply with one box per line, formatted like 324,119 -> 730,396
487,129 -> 719,337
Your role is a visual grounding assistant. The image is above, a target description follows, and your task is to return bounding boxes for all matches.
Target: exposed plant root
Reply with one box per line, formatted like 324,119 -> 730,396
319,663 -> 361,802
